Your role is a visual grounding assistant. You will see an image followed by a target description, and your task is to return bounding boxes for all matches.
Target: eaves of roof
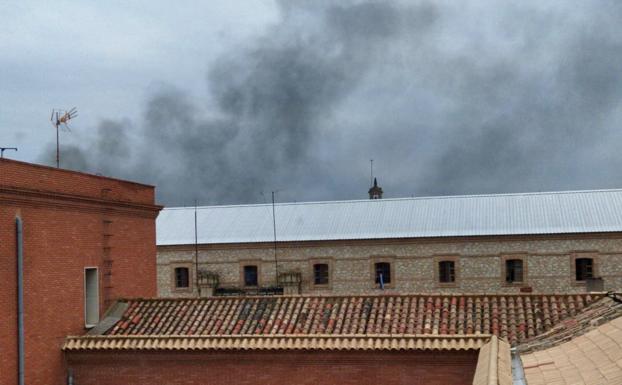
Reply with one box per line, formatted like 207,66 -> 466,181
62,334 -> 491,352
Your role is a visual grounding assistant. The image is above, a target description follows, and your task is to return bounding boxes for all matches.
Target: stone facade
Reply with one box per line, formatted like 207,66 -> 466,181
157,234 -> 622,297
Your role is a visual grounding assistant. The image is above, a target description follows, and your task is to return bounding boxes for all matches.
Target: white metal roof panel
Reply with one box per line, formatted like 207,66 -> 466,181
156,189 -> 622,245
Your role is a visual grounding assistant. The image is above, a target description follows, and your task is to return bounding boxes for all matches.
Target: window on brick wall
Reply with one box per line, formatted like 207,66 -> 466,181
438,261 -> 456,283
84,268 -> 99,327
505,259 -> 524,283
174,267 -> 190,288
375,262 -> 391,284
313,263 -> 329,285
244,265 -> 258,286
575,258 -> 594,281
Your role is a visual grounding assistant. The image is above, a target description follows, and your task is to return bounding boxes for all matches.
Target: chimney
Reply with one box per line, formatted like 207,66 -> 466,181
368,178 -> 383,199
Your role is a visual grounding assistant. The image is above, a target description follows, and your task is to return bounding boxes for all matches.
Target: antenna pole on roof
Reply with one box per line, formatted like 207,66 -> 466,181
272,191 -> 278,286
50,107 -> 78,168
194,200 -> 200,297
370,159 -> 374,187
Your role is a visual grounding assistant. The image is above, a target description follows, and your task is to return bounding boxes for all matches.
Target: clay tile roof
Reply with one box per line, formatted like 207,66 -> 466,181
517,295 -> 622,353
62,334 -> 491,352
102,293 -> 602,343
472,336 -> 513,385
518,300 -> 622,385
64,293 -> 617,355
509,295 -> 622,385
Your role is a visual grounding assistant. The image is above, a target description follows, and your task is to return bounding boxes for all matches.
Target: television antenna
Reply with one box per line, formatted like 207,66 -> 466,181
0,147 -> 17,158
50,107 -> 78,168
370,159 -> 374,187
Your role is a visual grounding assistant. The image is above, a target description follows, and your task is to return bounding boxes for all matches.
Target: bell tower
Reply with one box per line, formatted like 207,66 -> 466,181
368,178 -> 383,199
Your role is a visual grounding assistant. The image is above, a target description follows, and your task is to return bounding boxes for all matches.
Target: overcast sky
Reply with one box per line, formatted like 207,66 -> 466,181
2,1 -> 622,206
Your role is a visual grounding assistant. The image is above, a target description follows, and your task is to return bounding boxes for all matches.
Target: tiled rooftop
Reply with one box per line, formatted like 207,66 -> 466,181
100,293 -> 602,345
472,336 -> 512,385
518,295 -> 622,353
520,312 -> 622,384
515,295 -> 622,385
63,334 -> 490,352
64,292 -> 622,385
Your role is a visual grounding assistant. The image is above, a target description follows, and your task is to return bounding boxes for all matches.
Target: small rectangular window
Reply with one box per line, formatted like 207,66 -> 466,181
313,263 -> 329,285
575,258 -> 594,281
244,265 -> 258,286
85,268 -> 99,327
439,261 -> 456,283
174,267 -> 190,288
375,262 -> 391,284
505,259 -> 524,283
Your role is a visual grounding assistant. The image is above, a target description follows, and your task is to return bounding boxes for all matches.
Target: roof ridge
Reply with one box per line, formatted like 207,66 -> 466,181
63,334 -> 492,352
67,333 -> 495,339
162,188 -> 622,210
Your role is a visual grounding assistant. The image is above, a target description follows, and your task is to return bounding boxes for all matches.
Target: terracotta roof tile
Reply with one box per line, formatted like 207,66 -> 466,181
472,336 -> 512,385
518,296 -> 622,385
102,293 -> 602,344
62,334 -> 491,352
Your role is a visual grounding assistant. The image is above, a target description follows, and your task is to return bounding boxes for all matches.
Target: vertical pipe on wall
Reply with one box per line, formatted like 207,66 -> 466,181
66,368 -> 74,385
15,217 -> 24,385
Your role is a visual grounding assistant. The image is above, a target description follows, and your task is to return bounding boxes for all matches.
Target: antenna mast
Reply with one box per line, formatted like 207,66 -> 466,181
370,159 -> 374,187
194,200 -> 200,297
272,191 -> 278,285
50,107 -> 78,168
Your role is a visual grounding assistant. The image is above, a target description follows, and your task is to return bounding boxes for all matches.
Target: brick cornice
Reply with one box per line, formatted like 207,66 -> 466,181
0,157 -> 155,188
0,186 -> 162,218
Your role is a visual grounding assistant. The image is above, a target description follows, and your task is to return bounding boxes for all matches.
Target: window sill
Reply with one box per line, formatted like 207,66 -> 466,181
312,284 -> 331,290
438,282 -> 457,288
503,282 -> 525,287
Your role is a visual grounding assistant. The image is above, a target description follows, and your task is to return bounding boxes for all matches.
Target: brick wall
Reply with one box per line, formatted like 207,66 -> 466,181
0,159 -> 160,385
158,234 -> 622,296
0,158 -> 154,204
67,350 -> 478,385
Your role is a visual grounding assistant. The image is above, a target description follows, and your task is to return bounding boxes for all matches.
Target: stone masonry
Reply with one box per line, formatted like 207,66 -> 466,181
157,233 -> 622,297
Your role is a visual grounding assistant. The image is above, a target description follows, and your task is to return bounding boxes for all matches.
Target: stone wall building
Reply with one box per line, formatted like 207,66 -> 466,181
156,189 -> 622,297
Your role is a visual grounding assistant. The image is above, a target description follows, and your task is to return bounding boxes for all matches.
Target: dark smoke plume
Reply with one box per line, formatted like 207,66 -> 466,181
39,1 -> 622,206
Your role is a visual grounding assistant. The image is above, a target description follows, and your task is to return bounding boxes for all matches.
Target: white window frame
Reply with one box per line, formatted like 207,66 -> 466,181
84,267 -> 100,328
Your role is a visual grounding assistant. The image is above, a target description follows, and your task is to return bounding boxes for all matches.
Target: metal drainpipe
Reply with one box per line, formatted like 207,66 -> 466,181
16,217 -> 24,385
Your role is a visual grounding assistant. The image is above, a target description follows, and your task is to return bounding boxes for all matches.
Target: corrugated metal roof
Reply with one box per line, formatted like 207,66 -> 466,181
157,189 -> 622,245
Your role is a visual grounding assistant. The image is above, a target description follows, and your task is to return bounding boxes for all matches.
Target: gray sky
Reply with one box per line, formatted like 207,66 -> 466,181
2,1 -> 622,206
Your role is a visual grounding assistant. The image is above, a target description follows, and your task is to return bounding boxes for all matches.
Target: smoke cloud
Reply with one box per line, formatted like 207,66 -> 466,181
39,1 -> 622,206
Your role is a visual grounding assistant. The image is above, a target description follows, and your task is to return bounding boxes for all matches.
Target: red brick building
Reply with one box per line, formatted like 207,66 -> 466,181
63,293 -> 612,385
0,159 -> 161,385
